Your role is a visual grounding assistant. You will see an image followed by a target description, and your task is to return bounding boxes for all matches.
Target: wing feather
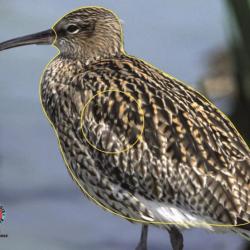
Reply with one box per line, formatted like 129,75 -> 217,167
72,57 -> 250,224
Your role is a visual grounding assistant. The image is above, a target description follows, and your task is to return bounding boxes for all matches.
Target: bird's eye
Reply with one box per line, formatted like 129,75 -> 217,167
66,25 -> 80,34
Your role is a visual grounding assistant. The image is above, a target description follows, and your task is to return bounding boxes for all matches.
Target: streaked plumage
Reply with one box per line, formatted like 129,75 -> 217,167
1,6 -> 250,250
42,53 -> 250,229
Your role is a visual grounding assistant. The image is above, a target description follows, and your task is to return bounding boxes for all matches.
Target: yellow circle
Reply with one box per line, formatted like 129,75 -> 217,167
80,89 -> 145,154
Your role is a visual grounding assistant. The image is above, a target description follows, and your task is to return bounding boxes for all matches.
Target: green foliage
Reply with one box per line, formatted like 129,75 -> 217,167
225,0 -> 250,145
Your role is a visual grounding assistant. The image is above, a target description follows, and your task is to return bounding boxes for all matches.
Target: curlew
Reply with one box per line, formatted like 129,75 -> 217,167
1,6 -> 250,250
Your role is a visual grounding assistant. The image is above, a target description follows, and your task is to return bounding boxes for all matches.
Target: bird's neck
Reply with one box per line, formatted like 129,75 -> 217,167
60,44 -> 124,65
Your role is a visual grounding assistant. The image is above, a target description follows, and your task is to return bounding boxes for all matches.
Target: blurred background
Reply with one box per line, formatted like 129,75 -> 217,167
0,1 -> 249,250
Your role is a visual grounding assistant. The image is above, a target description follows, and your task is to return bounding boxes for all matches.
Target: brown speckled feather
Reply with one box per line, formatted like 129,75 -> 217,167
41,54 -> 250,228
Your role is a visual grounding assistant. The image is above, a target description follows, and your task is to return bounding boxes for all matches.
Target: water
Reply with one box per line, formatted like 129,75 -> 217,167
0,1 -> 245,249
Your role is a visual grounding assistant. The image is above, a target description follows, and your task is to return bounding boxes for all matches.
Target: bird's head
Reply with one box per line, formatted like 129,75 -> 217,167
0,7 -> 124,63
53,7 -> 124,62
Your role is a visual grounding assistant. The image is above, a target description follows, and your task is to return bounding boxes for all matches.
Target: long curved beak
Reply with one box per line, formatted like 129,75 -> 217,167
0,29 -> 56,51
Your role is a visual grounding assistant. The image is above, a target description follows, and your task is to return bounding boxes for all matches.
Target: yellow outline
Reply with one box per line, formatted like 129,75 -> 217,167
35,6 -> 250,228
80,89 -> 144,154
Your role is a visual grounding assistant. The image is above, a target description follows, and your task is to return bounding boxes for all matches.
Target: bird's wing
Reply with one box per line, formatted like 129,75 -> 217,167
72,57 -> 250,224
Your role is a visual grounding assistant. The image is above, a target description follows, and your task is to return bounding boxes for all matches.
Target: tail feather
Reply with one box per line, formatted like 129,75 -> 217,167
233,228 -> 250,241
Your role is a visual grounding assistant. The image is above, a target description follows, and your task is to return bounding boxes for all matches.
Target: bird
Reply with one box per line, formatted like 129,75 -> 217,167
1,6 -> 250,250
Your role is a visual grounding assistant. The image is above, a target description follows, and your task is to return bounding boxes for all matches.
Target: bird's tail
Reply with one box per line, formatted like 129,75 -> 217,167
232,228 -> 250,241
